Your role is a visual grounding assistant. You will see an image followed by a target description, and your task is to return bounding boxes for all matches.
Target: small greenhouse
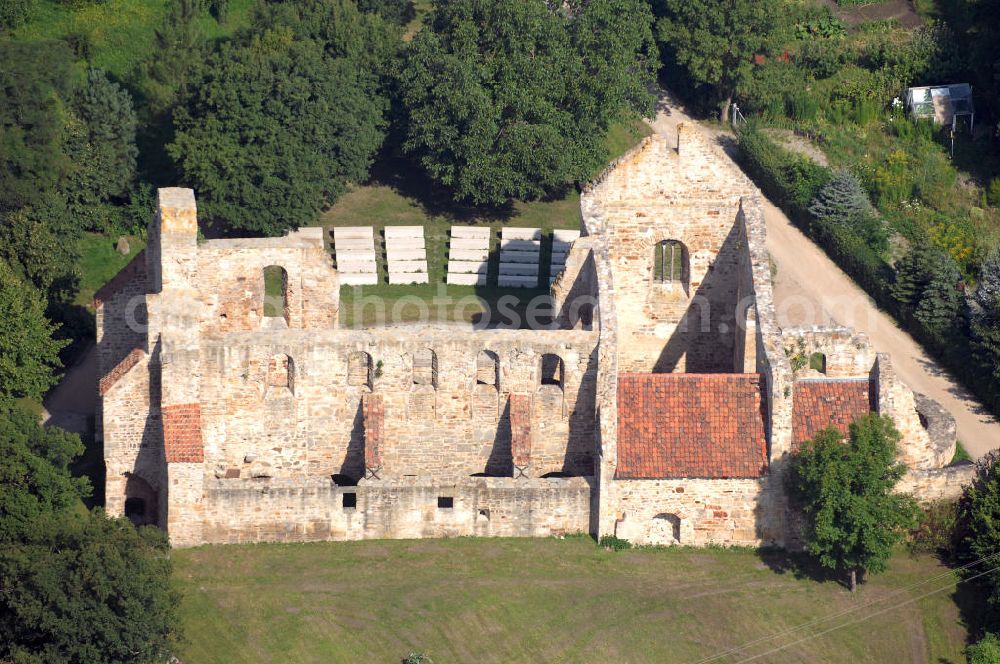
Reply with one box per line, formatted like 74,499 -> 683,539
905,84 -> 975,131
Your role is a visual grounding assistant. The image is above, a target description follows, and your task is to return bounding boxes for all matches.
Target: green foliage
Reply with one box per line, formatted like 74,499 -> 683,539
808,169 -> 887,250
403,653 -> 434,664
399,0 -> 657,205
170,1 -> 395,234
0,0 -> 37,29
988,178 -> 1000,209
0,402 -> 89,544
0,261 -> 67,404
138,0 -> 208,117
907,499 -> 958,555
955,450 -> 1000,629
0,193 -> 80,294
892,244 -> 965,336
599,534 -> 632,551
737,126 -> 830,211
788,414 -> 920,589
658,0 -> 776,118
357,0 -> 413,25
968,633 -> 1000,664
0,39 -> 74,212
795,14 -> 846,39
62,69 -> 138,232
0,510 -> 180,664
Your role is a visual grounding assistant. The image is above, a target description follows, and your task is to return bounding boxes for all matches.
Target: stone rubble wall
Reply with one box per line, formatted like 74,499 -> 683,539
194,476 -> 592,545
781,326 -> 875,379
871,353 -> 944,469
897,463 -> 975,502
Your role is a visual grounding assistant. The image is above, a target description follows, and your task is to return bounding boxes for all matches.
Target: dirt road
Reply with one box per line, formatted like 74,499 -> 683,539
648,90 -> 999,458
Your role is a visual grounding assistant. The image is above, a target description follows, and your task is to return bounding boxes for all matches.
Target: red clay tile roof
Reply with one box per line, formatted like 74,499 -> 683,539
98,347 -> 145,396
162,403 -> 204,463
792,378 -> 873,450
93,250 -> 146,309
616,373 -> 768,479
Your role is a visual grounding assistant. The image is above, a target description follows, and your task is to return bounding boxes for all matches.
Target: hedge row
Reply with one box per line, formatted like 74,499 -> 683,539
736,126 -> 1000,418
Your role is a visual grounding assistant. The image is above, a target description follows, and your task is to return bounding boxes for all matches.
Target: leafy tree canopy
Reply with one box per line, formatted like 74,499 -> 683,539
656,0 -> 777,121
169,2 -> 394,234
0,261 -> 67,404
0,194 -> 80,295
0,510 -> 179,664
398,0 -> 658,205
356,0 -> 414,26
788,413 -> 920,591
955,450 -> 1000,627
0,40 -> 75,212
0,403 -> 89,545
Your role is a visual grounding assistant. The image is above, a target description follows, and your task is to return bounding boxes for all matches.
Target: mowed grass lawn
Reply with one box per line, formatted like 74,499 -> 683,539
321,115 -> 651,326
174,537 -> 969,663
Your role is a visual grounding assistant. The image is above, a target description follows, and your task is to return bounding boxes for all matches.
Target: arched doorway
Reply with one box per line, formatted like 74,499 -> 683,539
124,474 -> 159,527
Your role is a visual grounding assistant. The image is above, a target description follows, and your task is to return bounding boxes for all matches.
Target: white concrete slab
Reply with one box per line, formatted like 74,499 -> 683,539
502,227 -> 542,241
335,238 -> 375,251
336,260 -> 377,273
385,239 -> 426,252
448,261 -> 488,274
451,226 -> 492,240
333,227 -> 374,239
497,251 -> 539,264
388,272 -> 429,284
449,248 -> 490,261
386,248 -> 426,261
451,237 -> 491,250
388,259 -> 427,272
447,272 -> 488,286
499,263 -> 539,276
340,273 -> 379,285
500,239 -> 541,251
552,229 -> 581,243
498,275 -> 540,288
384,226 -> 424,239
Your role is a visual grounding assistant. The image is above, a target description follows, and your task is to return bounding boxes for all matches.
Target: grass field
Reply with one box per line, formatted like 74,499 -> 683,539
74,232 -> 146,307
173,537 -> 970,663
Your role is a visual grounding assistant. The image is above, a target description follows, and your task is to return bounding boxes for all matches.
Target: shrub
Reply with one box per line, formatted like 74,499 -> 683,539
967,633 -> 1000,664
599,534 -> 632,551
798,39 -> 845,79
907,499 -> 958,555
0,0 -> 36,30
987,178 -> 1000,209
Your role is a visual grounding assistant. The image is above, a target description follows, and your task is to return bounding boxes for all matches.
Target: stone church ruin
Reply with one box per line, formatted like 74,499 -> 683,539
96,125 -> 971,547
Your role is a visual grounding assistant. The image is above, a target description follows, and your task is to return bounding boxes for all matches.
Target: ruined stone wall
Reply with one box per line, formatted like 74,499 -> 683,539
551,237 -> 599,330
897,464 -> 975,502
194,476 -> 592,545
871,353 -> 946,468
782,326 -> 875,379
195,327 -> 599,483
612,477 -> 786,547
197,230 -> 338,335
581,128 -> 760,374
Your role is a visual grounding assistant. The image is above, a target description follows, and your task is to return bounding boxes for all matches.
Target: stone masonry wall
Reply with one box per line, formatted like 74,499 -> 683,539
196,476 -> 592,545
612,477 -> 786,547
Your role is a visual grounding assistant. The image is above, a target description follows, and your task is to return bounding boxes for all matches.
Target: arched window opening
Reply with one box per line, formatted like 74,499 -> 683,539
652,512 -> 682,544
654,240 -> 687,287
124,475 -> 158,527
476,350 -> 499,386
540,354 -> 564,389
262,265 -> 288,319
348,351 -> 373,389
267,354 -> 295,393
413,348 -> 438,388
809,352 -> 827,374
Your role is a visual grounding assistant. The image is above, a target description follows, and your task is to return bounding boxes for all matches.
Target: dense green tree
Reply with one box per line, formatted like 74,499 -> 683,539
968,633 -> 1000,664
892,244 -> 965,332
0,0 -> 36,30
808,169 -> 888,252
0,261 -> 67,404
0,40 -> 74,211
357,0 -> 413,26
170,3 -> 392,234
62,69 -> 138,231
138,0 -> 207,118
0,511 -> 179,664
955,450 -> 1000,628
656,0 -> 776,122
0,194 -> 80,294
0,403 -> 89,544
788,414 -> 920,592
398,0 -> 657,205
973,249 -> 1000,381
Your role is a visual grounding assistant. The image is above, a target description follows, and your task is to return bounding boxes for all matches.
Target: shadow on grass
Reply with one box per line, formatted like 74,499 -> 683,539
757,548 -> 848,588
